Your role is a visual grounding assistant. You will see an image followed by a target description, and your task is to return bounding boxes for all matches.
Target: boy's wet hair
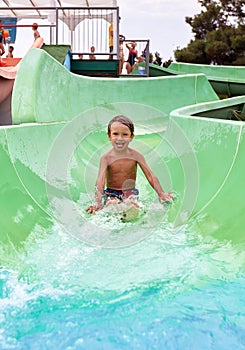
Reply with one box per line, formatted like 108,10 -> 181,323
108,115 -> 134,135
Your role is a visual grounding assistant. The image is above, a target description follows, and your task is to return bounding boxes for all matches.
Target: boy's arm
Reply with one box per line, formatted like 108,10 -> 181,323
86,155 -> 107,213
137,152 -> 174,202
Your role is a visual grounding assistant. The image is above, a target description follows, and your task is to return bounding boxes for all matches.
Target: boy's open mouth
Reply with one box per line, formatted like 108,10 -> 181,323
115,141 -> 125,147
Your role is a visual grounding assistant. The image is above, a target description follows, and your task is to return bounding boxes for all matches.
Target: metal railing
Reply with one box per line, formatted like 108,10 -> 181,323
0,6 -> 120,58
0,7 -> 150,76
120,39 -> 149,76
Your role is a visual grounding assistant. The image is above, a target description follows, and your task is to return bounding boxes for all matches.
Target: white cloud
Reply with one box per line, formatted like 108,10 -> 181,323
117,0 -> 202,61
129,0 -> 200,16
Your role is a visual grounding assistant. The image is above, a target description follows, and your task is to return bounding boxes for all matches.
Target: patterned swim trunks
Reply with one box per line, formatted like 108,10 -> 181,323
103,188 -> 139,203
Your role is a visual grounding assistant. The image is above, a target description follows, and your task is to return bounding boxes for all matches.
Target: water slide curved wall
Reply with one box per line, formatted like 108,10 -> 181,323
148,62 -> 245,97
0,48 -> 244,260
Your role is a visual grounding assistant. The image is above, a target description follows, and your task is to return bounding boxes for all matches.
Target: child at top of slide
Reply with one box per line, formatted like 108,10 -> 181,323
32,23 -> 40,41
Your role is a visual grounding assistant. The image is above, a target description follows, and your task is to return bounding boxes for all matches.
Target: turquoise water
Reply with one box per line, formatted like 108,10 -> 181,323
0,212 -> 244,349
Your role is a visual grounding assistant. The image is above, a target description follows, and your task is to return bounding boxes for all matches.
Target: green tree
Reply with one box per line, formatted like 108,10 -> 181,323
149,52 -> 172,67
174,0 -> 245,65
162,58 -> 173,68
175,39 -> 209,64
149,52 -> 154,63
149,51 -> 163,66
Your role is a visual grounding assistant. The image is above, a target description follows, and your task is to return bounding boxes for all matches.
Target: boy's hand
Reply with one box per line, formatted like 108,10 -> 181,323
159,191 -> 174,203
86,204 -> 102,214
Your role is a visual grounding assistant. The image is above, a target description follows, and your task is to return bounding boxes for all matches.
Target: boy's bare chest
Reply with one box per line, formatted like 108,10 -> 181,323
107,157 -> 137,173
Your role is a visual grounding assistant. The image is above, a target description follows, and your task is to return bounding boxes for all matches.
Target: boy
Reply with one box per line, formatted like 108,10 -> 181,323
86,115 -> 174,214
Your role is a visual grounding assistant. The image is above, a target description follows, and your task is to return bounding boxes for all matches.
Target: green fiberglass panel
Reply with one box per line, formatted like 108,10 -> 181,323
5,123 -> 67,212
148,63 -> 176,77
169,62 -> 245,82
0,127 -> 54,252
171,99 -> 245,243
12,49 -> 218,125
149,62 -> 245,97
41,44 -> 71,65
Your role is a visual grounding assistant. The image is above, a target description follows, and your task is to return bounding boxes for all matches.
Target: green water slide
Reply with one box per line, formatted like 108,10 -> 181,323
41,44 -> 71,65
1,48 -> 244,256
145,62 -> 245,97
12,49 -> 219,124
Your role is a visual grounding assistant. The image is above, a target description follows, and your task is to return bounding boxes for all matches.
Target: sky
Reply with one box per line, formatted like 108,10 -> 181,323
8,0 -> 203,60
117,0 -> 202,61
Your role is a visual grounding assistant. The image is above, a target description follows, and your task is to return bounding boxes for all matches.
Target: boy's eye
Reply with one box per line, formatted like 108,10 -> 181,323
111,132 -> 130,137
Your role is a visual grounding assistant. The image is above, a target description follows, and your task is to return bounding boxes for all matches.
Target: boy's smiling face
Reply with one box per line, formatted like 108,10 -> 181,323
108,121 -> 134,152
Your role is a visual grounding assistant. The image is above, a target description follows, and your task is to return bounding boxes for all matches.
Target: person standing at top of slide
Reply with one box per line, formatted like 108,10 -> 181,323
32,23 -> 40,42
125,42 -> 138,74
6,45 -> 14,58
108,20 -> 114,60
108,16 -> 123,60
89,46 -> 96,60
0,21 -> 6,60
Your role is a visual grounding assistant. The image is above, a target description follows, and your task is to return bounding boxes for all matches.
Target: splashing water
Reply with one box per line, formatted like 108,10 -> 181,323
0,201 -> 244,349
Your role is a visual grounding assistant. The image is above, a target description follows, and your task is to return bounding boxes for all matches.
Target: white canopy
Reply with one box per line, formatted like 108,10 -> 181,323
0,0 -> 117,21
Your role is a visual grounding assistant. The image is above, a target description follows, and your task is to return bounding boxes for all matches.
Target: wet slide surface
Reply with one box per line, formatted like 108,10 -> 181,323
0,45 -> 244,350
0,48 -> 244,251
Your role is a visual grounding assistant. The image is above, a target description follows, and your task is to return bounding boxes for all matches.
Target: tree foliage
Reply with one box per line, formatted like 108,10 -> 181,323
149,51 -> 163,66
174,0 -> 245,65
149,52 -> 172,67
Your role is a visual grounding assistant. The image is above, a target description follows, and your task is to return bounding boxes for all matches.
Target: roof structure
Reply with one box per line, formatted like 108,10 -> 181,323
0,0 -> 117,20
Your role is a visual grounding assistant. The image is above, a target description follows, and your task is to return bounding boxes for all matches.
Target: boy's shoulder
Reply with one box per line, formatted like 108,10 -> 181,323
101,149 -> 113,161
128,147 -> 144,157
